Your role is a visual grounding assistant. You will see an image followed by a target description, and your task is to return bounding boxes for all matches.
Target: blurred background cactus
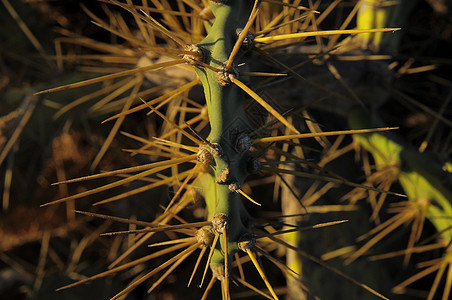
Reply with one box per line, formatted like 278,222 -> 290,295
1,0 -> 451,299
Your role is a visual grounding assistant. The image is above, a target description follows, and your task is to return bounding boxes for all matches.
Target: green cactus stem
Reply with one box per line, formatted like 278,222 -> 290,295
348,108 -> 452,242
194,0 -> 258,275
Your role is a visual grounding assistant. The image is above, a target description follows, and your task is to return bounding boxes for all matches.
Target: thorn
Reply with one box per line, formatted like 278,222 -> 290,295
188,247 -> 207,287
223,228 -> 230,299
200,233 -> 219,288
201,275 -> 217,300
246,248 -> 279,300
237,188 -> 262,206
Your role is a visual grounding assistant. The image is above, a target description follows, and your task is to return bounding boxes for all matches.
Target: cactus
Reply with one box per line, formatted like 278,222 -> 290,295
348,108 -> 452,299
28,1 -> 407,299
192,0 -> 257,281
4,0 -> 452,299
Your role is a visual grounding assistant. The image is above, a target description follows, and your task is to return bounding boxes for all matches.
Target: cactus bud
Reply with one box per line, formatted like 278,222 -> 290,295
247,157 -> 262,174
210,143 -> 223,157
183,44 -> 204,65
216,65 -> 238,86
197,146 -> 214,165
196,226 -> 215,247
216,166 -> 231,184
228,182 -> 240,192
211,213 -> 229,234
235,133 -> 252,152
238,233 -> 256,252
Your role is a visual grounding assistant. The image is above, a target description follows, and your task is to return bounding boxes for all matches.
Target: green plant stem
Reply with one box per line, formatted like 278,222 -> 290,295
349,108 -> 452,242
194,0 -> 256,272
